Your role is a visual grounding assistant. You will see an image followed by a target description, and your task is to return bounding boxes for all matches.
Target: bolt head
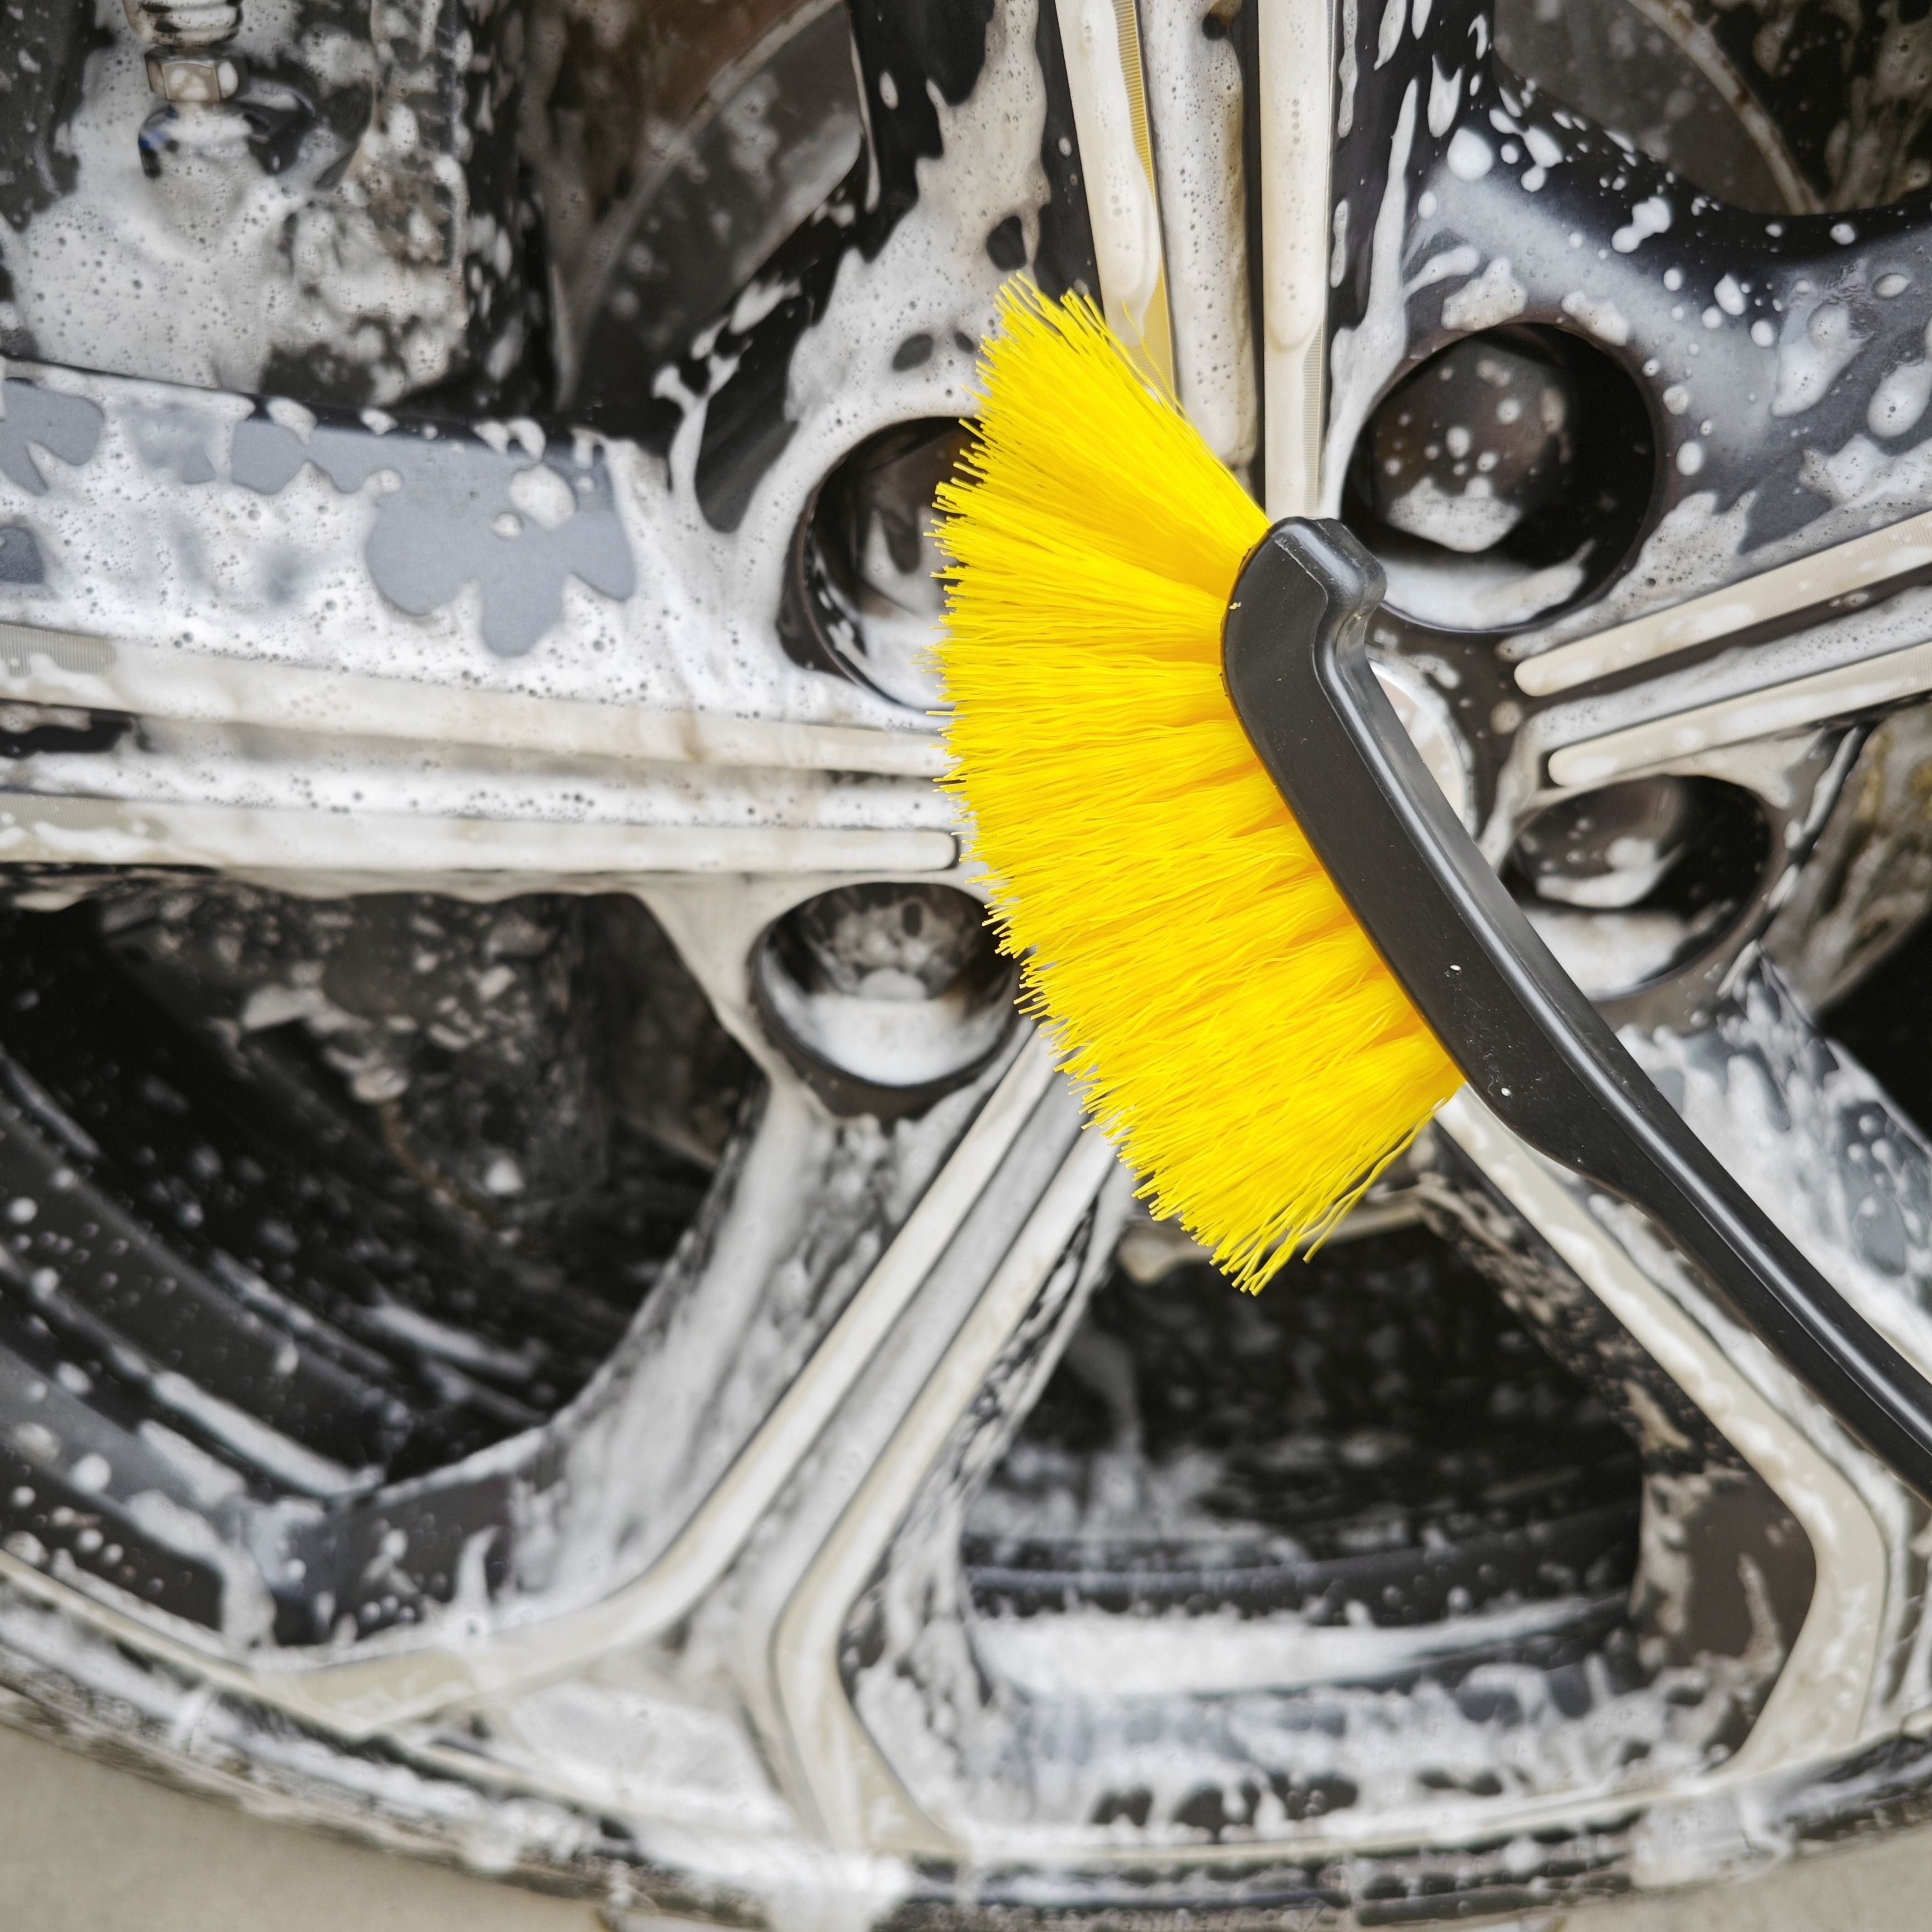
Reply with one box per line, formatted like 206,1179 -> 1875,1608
144,50 -> 242,103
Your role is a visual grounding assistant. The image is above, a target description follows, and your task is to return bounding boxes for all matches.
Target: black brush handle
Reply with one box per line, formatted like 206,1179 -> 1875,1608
1223,516 -> 1932,1502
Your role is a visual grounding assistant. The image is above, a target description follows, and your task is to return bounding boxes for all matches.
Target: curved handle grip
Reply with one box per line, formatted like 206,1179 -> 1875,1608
1223,516 -> 1932,1502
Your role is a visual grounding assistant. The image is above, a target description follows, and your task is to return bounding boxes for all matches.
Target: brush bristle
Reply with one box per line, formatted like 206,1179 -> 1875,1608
935,284 -> 1462,1291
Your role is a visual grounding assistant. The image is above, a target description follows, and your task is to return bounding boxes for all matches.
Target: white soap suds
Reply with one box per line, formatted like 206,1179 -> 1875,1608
1384,474 -> 1521,551
1141,0 -> 1256,465
1559,290 -> 1631,345
1445,126 -> 1492,179
1440,257 -> 1526,331
1611,195 -> 1672,253
1406,243 -> 1479,293
1336,0 -> 1359,135
1526,907 -> 1693,996
1868,321 -> 1932,439
1772,299 -> 1867,417
1375,0 -> 1406,67
10,7 -> 475,402
1380,541 -> 1589,630
1058,0 -> 1162,325
1323,79 -> 1418,508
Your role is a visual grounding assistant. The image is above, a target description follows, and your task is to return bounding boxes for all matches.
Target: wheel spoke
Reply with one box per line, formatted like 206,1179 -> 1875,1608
1257,0 -> 1334,511
0,622 -> 942,775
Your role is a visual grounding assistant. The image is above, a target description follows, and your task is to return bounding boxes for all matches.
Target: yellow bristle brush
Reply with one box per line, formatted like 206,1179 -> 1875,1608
935,286 -> 1458,1292
935,280 -> 1932,1496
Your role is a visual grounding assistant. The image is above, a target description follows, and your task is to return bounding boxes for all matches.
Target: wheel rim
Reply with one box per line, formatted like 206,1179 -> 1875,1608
2,0 -> 1932,1916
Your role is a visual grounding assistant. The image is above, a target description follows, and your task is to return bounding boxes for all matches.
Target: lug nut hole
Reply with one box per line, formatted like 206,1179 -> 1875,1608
1507,778 -> 1770,997
1342,326 -> 1653,633
780,418 -> 972,709
753,883 -> 1017,1115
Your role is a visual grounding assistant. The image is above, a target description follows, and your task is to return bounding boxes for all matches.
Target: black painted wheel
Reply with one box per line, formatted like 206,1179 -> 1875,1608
0,0 -> 1931,1919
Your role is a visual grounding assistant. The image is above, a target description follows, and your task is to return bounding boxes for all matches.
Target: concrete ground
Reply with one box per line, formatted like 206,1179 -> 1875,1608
3,1719 -> 1931,1931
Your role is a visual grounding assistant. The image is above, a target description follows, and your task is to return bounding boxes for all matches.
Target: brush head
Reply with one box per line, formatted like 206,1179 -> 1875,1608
935,284 -> 1462,1290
